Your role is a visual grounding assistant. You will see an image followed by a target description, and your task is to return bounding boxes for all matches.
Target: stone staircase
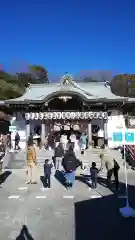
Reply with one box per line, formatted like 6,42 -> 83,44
3,146 -> 124,171
36,147 -> 124,169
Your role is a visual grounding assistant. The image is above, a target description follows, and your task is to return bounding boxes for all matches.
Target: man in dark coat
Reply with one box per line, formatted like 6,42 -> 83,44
44,159 -> 53,188
47,133 -> 55,150
54,143 -> 64,169
28,133 -> 33,146
15,132 -> 20,150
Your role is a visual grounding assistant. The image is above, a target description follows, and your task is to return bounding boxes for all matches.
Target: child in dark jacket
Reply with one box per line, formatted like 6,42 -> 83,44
44,159 -> 53,188
90,162 -> 99,189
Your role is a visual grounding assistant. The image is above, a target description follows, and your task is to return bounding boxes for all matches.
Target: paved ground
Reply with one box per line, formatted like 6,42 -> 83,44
1,148 -> 135,239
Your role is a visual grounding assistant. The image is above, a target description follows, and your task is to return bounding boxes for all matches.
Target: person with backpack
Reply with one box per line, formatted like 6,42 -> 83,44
44,159 -> 53,188
62,145 -> 81,188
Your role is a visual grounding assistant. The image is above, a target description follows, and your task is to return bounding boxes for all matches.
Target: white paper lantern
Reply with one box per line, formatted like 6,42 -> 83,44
34,112 -> 39,120
25,113 -> 30,120
39,112 -> 44,120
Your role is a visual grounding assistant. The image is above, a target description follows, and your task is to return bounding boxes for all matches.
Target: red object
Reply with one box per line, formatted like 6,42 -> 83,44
125,145 -> 135,161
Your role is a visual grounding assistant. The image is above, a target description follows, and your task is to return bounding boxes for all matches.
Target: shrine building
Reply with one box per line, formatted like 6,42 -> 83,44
1,74 -> 135,149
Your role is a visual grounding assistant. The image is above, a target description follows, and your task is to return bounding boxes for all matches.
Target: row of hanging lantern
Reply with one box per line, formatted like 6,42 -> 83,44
25,111 -> 108,120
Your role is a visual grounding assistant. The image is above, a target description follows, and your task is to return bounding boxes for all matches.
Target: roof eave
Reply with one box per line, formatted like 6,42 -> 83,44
4,98 -> 129,105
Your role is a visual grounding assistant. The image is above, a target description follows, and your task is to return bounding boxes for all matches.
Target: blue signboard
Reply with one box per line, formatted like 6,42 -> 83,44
112,132 -> 123,142
112,131 -> 135,145
125,132 -> 134,143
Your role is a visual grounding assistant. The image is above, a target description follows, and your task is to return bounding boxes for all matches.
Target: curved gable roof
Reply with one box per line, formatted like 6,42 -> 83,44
4,80 -> 135,104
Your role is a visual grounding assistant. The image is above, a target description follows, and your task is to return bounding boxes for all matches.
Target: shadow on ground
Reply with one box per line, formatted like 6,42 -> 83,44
75,182 -> 135,240
4,151 -> 24,170
54,170 -> 66,187
79,174 -> 126,194
0,171 -> 11,185
40,176 -> 48,188
76,175 -> 91,188
16,225 -> 34,240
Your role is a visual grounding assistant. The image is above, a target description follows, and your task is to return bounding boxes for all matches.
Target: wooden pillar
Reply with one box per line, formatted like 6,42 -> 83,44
88,120 -> 92,146
41,120 -> 46,146
104,119 -> 108,146
26,120 -> 30,142
25,120 -> 30,165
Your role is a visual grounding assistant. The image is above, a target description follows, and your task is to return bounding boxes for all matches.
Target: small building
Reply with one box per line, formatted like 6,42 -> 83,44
2,74 -> 135,149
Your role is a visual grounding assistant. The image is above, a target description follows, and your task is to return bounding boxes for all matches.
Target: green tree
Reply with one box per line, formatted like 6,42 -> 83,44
0,78 -> 25,100
0,70 -> 11,80
111,74 -> 135,97
29,65 -> 48,83
16,65 -> 49,87
0,64 -> 49,100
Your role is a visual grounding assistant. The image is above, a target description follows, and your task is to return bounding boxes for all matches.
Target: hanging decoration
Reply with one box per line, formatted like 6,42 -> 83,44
24,111 -> 108,120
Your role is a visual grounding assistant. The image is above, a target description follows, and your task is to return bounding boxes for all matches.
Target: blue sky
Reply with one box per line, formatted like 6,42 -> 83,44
0,0 -> 135,76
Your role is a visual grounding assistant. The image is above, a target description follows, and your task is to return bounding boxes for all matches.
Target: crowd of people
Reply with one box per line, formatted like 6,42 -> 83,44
0,130 -> 121,192
44,131 -> 88,152
26,141 -> 83,188
26,133 -> 121,191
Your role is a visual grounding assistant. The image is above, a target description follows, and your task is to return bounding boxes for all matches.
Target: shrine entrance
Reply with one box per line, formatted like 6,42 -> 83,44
48,119 -> 88,141
25,93 -> 108,148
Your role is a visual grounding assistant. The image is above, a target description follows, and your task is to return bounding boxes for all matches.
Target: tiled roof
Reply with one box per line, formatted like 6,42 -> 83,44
4,81 -> 135,104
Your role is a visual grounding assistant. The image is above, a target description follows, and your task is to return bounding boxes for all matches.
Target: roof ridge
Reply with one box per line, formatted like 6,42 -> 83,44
58,74 -> 99,97
72,81 -> 96,97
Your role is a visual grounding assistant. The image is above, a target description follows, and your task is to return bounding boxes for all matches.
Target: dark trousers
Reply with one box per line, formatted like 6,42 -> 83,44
44,174 -> 51,188
113,168 -> 119,190
15,141 -> 20,150
107,169 -> 113,184
71,142 -> 75,149
64,171 -> 75,185
91,178 -> 97,189
107,168 -> 119,190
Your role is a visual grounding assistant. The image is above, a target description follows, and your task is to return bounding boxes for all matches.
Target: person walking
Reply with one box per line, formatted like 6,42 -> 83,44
47,133 -> 55,150
44,159 -> 53,188
62,145 -> 81,188
90,162 -> 99,189
54,143 -> 64,170
15,132 -> 20,150
69,133 -> 76,150
60,133 -> 68,151
80,133 -> 87,151
28,133 -> 34,146
7,133 -> 11,150
55,133 -> 61,148
26,143 -> 37,184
